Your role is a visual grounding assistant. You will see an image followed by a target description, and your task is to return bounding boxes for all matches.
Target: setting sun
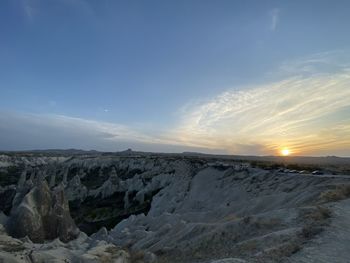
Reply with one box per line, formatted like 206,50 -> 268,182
281,148 -> 290,156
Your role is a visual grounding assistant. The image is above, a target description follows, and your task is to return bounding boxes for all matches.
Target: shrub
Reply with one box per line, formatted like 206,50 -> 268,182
320,184 -> 350,202
300,206 -> 331,240
301,224 -> 323,239
303,206 -> 331,222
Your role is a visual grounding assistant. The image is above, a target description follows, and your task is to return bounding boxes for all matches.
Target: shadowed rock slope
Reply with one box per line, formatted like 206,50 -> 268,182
0,154 -> 350,262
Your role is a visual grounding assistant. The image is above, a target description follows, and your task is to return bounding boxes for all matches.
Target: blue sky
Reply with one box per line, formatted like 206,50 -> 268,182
1,0 -> 350,156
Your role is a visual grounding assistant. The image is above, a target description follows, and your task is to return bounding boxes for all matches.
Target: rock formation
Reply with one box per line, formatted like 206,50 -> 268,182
7,177 -> 79,243
0,224 -> 131,263
1,152 -> 350,262
66,174 -> 88,202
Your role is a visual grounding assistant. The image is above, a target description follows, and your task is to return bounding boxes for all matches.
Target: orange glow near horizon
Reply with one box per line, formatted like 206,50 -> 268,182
281,148 -> 291,156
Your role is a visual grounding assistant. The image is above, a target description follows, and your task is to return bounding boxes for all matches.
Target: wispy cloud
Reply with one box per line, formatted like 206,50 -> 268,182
0,113 -> 160,145
278,50 -> 350,75
269,8 -> 280,31
172,70 -> 350,156
0,112 -> 220,153
19,0 -> 96,21
21,0 -> 39,21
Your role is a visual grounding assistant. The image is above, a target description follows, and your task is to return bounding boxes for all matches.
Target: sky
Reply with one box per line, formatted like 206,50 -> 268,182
1,0 -> 350,156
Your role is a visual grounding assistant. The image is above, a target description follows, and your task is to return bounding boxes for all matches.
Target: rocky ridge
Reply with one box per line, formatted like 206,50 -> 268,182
0,153 -> 350,262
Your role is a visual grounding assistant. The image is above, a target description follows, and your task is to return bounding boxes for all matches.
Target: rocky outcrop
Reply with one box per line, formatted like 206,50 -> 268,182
1,153 -> 350,263
0,154 -> 69,168
90,167 -> 121,199
66,175 -> 88,202
7,178 -> 79,243
0,223 -> 131,263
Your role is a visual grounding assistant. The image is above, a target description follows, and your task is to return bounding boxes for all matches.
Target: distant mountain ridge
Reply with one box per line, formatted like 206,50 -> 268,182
0,148 -> 349,165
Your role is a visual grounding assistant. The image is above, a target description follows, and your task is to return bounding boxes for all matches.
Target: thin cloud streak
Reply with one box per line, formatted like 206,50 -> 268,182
19,0 -> 97,21
278,51 -> 350,76
173,71 -> 350,156
270,8 -> 280,31
0,112 -> 222,154
21,0 -> 38,21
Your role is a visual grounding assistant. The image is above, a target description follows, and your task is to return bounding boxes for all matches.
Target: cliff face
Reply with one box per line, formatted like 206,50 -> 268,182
0,154 -> 350,263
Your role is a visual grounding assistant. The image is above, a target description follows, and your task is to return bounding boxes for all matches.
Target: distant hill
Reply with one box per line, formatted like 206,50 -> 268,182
1,149 -> 349,165
0,149 -> 102,157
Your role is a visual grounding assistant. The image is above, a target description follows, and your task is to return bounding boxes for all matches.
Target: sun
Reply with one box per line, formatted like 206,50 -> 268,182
281,148 -> 290,156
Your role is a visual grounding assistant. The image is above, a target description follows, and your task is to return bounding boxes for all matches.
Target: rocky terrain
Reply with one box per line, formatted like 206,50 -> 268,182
1,151 -> 350,262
